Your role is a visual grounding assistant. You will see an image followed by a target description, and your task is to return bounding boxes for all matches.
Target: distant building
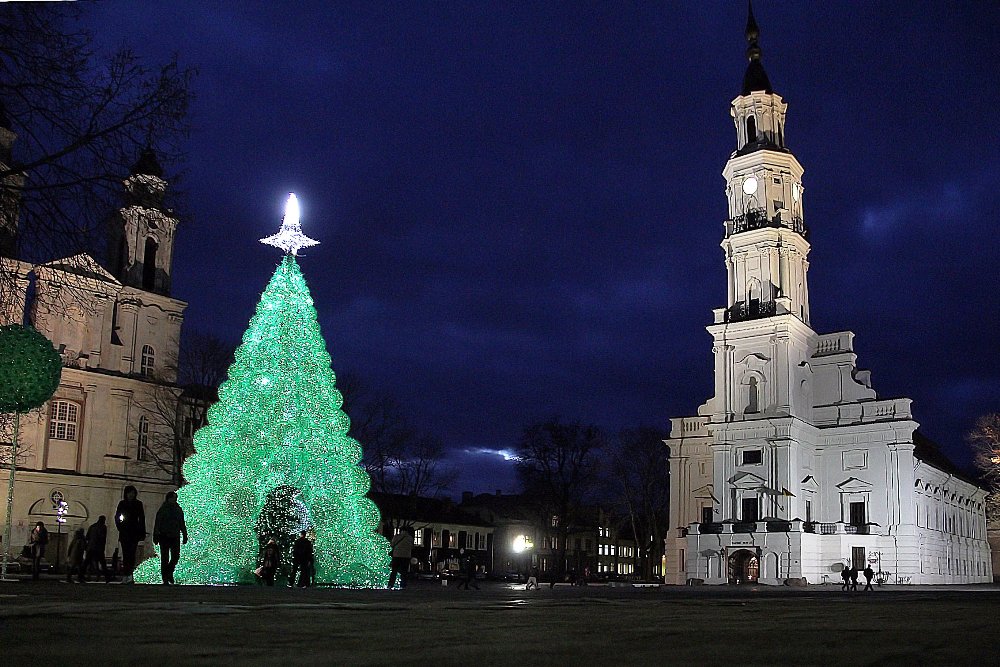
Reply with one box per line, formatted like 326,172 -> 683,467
664,8 -> 991,586
0,136 -> 187,562
370,492 -> 494,576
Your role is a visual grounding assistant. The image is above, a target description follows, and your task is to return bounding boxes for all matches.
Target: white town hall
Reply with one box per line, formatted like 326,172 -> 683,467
664,8 -> 992,586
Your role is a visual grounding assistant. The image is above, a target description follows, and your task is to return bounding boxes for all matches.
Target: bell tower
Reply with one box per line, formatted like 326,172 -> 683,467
721,3 -> 810,325
107,147 -> 178,296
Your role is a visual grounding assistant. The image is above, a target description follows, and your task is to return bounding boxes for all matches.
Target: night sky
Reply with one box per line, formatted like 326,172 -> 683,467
80,2 -> 1000,494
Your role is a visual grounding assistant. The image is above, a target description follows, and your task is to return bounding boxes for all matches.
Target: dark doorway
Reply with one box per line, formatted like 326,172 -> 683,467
728,549 -> 759,584
849,501 -> 866,527
741,497 -> 759,523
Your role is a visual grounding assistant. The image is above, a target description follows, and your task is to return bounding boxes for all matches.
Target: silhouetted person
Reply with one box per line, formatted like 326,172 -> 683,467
863,565 -> 875,591
152,491 -> 188,585
849,566 -> 859,591
457,548 -> 479,590
840,565 -> 851,591
115,485 -> 145,583
388,526 -> 415,589
260,538 -> 281,586
29,521 -> 48,580
525,565 -> 539,590
65,528 -> 87,583
290,530 -> 314,588
83,516 -> 111,583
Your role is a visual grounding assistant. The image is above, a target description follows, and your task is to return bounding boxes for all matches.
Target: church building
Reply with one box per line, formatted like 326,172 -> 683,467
1,121 -> 186,562
664,8 -> 992,586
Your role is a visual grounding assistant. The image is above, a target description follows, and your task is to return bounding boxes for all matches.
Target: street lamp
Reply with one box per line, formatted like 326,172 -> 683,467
54,500 -> 68,569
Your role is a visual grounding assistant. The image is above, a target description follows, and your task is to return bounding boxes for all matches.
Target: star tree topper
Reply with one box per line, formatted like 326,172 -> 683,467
260,193 -> 320,255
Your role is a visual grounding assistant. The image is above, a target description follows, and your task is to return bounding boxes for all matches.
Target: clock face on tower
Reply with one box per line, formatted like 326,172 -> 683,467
742,176 -> 758,196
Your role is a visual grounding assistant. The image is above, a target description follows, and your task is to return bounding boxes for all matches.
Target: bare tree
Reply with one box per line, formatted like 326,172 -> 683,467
0,4 -> 193,310
340,372 -> 456,530
515,419 -> 604,581
969,413 -> 1000,523
608,426 -> 670,581
135,331 -> 233,485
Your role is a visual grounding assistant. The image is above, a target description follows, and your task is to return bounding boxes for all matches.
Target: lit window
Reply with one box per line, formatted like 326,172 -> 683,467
477,533 -> 487,550
413,529 -> 424,547
610,545 -> 616,556
48,401 -> 80,441
137,416 -> 150,461
140,345 -> 155,377
551,515 -> 559,527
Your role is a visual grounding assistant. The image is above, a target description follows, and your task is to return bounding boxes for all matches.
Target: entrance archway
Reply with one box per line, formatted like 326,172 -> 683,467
728,549 -> 759,584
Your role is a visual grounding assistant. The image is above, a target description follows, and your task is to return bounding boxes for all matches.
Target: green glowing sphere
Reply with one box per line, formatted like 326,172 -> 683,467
0,325 -> 62,413
134,256 -> 391,587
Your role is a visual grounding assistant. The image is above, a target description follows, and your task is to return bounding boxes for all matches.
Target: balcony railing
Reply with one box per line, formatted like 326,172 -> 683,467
725,299 -> 777,323
726,209 -> 808,239
845,524 -> 870,535
698,522 -> 723,534
732,522 -> 756,533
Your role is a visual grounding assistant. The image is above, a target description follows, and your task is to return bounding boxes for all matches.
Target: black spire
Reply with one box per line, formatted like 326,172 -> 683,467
131,145 -> 163,178
741,0 -> 773,95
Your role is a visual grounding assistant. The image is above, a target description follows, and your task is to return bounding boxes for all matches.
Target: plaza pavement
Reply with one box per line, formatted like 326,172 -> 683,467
2,578 -> 999,665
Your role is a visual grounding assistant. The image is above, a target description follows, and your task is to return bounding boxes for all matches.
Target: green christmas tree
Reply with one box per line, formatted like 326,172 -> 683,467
135,195 -> 390,586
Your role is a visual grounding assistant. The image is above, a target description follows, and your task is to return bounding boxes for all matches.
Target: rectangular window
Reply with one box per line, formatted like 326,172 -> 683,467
805,500 -> 812,523
849,501 -> 866,526
609,544 -> 616,556
679,549 -> 685,571
551,515 -> 559,527
447,533 -> 456,548
742,449 -> 763,465
741,497 -> 759,523
413,529 -> 424,547
48,401 -> 80,441
478,533 -> 487,550
702,506 -> 714,523
852,546 -> 866,570
458,531 -> 467,548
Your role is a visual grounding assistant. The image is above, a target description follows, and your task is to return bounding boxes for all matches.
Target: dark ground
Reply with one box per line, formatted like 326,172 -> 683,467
2,579 -> 999,665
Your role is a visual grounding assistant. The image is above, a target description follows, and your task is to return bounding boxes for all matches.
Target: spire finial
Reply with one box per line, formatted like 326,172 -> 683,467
740,0 -> 772,95
745,0 -> 762,62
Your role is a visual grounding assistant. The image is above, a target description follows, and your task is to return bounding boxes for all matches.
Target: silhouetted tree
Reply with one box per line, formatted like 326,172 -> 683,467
969,413 -> 1000,522
515,419 -> 604,581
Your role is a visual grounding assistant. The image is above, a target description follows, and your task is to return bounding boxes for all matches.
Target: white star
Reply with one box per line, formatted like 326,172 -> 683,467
260,193 -> 320,255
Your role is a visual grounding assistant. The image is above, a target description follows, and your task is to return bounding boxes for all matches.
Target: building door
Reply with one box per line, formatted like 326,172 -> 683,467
852,547 -> 866,570
728,549 -> 759,584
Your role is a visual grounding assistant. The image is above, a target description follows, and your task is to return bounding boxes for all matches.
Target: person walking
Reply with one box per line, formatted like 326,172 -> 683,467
388,526 -> 415,589
152,491 -> 188,585
289,530 -> 314,588
29,521 -> 49,580
259,538 -> 281,586
849,565 -> 859,592
863,565 -> 875,591
114,485 -> 146,583
525,565 -> 539,590
83,516 -> 111,583
457,548 -> 479,590
65,528 -> 87,583
840,564 -> 851,591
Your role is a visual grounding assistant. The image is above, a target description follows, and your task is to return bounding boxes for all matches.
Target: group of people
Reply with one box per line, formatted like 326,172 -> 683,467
256,531 -> 315,587
23,485 -> 189,585
840,564 -> 876,591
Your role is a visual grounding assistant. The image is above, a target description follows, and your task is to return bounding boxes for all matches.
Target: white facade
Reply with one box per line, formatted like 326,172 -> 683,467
1,147 -> 186,563
664,14 -> 991,586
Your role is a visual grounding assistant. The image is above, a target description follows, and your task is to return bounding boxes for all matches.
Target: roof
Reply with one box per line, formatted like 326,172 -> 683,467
131,146 -> 164,178
912,431 -> 984,489
370,492 -> 494,528
38,254 -> 120,284
740,1 -> 773,96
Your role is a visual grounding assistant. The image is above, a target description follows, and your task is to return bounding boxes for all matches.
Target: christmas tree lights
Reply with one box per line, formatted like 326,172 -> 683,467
134,195 -> 390,587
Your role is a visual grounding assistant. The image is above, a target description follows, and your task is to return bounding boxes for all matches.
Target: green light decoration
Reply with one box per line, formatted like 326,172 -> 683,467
1,325 -> 62,581
134,209 -> 390,587
0,325 -> 63,413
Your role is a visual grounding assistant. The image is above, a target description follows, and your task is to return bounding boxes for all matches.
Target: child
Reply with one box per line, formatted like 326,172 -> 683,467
66,528 -> 87,583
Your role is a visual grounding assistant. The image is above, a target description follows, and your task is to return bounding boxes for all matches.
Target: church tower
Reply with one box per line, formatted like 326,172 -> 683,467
107,147 -> 178,296
721,4 -> 809,326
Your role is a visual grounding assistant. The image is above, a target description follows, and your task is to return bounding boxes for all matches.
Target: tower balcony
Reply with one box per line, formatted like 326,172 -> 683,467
725,208 -> 807,239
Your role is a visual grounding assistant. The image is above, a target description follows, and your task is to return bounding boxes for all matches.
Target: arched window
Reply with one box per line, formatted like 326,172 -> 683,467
745,115 -> 757,145
747,377 -> 759,414
48,400 -> 80,441
137,416 -> 149,461
143,237 -> 158,290
140,345 -> 155,377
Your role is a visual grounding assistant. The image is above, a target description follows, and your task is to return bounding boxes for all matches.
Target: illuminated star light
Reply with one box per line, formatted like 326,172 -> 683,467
260,193 -> 320,256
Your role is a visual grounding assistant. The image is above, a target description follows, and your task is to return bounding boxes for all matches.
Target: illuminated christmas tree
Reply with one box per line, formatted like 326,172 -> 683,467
135,194 -> 390,586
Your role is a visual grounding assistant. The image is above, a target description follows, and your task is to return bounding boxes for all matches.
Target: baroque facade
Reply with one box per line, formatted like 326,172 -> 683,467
1,129 -> 185,562
664,9 -> 992,586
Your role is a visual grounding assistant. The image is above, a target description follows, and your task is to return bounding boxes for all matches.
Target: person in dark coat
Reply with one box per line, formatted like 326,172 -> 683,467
289,530 -> 314,588
388,527 -> 414,589
260,538 -> 281,586
65,528 -> 87,583
457,548 -> 479,590
152,491 -> 188,585
83,516 -> 111,583
114,485 -> 146,582
840,564 -> 851,591
849,566 -> 859,591
863,565 -> 875,591
29,521 -> 49,580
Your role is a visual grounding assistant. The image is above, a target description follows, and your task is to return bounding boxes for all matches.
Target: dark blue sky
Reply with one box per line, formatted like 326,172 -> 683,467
83,2 -> 1000,494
